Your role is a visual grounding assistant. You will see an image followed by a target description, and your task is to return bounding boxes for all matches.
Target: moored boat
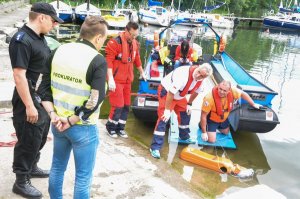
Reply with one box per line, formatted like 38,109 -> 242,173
75,1 -> 101,24
138,6 -> 172,26
49,0 -> 73,23
263,13 -> 300,30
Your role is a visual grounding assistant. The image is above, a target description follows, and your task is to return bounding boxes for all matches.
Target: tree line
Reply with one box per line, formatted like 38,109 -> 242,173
27,0 -> 283,16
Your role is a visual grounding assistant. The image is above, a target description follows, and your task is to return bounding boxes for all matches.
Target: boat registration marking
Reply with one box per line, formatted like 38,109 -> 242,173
137,97 -> 145,107
145,100 -> 159,107
266,111 -> 274,121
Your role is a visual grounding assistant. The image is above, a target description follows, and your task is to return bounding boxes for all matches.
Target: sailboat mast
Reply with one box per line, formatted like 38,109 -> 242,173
204,0 -> 207,13
87,0 -> 90,11
57,0 -> 60,9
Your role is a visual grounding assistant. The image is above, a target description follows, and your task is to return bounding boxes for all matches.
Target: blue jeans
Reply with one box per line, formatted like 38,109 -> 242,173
48,124 -> 99,199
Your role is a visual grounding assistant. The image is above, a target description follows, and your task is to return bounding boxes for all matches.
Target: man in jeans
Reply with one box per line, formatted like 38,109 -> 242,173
40,16 -> 108,198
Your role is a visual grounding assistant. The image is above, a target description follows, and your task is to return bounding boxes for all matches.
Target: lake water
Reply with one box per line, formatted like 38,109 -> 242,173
56,23 -> 300,198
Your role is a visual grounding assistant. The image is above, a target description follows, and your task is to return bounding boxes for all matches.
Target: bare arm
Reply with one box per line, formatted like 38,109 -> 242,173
200,110 -> 208,134
13,68 -> 38,124
107,68 -> 114,81
241,91 -> 255,106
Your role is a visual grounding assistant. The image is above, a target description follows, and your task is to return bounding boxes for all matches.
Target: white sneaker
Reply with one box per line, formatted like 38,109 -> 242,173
117,130 -> 128,138
107,130 -> 118,138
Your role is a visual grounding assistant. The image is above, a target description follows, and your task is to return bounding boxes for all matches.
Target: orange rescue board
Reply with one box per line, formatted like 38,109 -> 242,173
180,147 -> 245,175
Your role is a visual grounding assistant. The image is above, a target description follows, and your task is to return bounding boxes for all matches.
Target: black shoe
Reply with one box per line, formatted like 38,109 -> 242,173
30,166 -> 49,178
107,129 -> 118,138
13,175 -> 42,198
106,125 -> 118,138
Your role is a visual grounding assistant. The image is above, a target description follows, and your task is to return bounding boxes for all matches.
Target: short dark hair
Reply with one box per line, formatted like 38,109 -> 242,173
80,16 -> 108,40
126,21 -> 139,31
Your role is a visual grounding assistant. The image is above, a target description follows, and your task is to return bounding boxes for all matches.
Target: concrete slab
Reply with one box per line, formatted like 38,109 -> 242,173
0,118 -> 201,199
0,27 -> 18,37
0,81 -> 14,108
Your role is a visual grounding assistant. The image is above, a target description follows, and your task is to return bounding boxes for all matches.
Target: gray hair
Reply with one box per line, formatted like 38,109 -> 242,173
219,80 -> 232,88
199,63 -> 213,76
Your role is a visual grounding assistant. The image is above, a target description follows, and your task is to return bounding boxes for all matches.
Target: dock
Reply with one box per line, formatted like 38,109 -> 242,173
224,16 -> 263,23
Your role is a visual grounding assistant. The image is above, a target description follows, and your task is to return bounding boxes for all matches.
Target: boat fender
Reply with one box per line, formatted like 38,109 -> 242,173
219,35 -> 227,52
150,60 -> 160,77
154,30 -> 159,48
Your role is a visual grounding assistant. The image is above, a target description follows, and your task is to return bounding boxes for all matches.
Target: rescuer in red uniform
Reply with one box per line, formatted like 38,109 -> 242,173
105,22 -> 146,138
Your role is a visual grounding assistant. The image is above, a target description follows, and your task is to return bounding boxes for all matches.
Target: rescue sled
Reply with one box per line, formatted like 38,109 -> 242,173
132,19 -> 279,133
168,111 -> 237,149
180,147 -> 254,178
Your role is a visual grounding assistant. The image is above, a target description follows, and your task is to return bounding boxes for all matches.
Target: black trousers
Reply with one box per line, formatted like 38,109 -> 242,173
12,100 -> 50,175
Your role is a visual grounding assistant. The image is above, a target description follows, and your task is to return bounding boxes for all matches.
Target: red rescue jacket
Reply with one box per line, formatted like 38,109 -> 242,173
174,45 -> 193,61
105,31 -> 142,83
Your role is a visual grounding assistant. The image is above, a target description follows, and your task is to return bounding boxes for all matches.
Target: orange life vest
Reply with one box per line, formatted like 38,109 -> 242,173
210,86 -> 234,122
110,32 -> 139,83
179,66 -> 202,97
119,31 -> 137,64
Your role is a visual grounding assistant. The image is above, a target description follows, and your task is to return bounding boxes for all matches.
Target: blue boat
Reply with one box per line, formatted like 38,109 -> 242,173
75,1 -> 101,24
50,1 -> 73,23
132,19 -> 280,133
263,13 -> 300,30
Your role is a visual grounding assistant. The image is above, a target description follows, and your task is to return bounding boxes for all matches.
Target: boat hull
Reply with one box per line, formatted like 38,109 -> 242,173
229,104 -> 280,133
263,17 -> 300,30
131,96 -> 158,122
59,13 -> 73,23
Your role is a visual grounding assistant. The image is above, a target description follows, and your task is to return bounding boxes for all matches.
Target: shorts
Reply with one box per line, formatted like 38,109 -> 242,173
207,117 -> 230,132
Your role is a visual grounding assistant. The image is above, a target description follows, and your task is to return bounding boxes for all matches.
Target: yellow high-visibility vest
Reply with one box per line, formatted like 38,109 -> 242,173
51,42 -> 100,125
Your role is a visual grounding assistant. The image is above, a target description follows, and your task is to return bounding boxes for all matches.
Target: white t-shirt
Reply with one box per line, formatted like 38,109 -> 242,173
161,66 -> 205,100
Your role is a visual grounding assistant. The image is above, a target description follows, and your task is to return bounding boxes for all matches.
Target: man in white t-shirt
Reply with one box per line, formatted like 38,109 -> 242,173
150,63 -> 213,159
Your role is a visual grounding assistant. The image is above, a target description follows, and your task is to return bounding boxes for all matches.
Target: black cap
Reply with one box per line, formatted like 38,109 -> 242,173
31,2 -> 64,23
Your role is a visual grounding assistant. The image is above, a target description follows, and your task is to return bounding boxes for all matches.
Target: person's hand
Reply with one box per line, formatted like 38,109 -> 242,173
186,58 -> 190,63
26,106 -> 38,124
50,112 -> 60,125
253,103 -> 262,109
179,58 -> 184,63
161,109 -> 171,122
140,72 -> 147,81
108,78 -> 116,92
186,104 -> 192,115
55,117 -> 70,132
201,132 -> 208,142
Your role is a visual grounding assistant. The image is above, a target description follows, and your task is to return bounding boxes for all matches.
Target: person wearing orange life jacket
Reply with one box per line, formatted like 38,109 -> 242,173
150,63 -> 213,159
174,40 -> 194,69
106,22 -> 146,138
200,80 -> 262,143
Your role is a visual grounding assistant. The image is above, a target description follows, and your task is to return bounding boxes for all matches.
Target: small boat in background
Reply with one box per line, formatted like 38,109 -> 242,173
263,13 -> 300,30
175,10 -> 209,26
49,0 -> 73,23
103,14 -> 128,29
138,6 -> 172,26
113,4 -> 139,23
75,0 -> 101,24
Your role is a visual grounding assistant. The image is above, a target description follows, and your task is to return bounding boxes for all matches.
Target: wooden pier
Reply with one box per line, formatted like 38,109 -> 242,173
224,16 -> 263,23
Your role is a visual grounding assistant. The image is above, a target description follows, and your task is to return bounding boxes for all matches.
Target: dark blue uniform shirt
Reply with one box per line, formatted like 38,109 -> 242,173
9,24 -> 51,120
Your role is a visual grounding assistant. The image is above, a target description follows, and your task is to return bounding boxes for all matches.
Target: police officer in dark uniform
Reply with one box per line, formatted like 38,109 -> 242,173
8,2 -> 63,198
